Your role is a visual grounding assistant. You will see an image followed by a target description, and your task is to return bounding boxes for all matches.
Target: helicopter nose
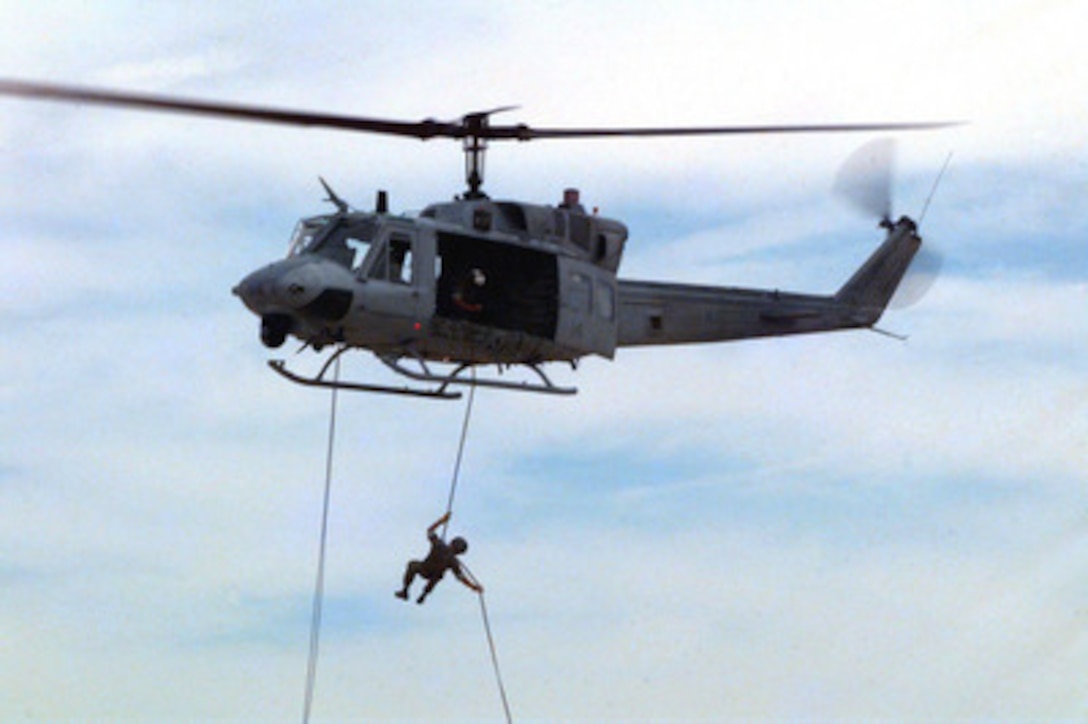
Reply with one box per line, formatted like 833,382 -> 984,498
232,265 -> 279,314
234,260 -> 319,313
234,258 -> 354,322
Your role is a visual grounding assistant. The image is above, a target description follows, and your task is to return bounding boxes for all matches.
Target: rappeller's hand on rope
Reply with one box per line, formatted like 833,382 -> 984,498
454,568 -> 484,594
456,564 -> 485,594
428,511 -> 452,535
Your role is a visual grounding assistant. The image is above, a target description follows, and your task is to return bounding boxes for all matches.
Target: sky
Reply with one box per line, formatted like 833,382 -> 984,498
1,1 -> 1086,721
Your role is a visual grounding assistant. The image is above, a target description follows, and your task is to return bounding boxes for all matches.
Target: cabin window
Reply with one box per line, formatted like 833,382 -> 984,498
569,272 -> 591,312
595,279 -> 615,320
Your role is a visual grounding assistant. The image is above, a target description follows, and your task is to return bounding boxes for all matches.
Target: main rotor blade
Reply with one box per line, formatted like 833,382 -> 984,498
0,78 -> 458,139
503,120 -> 960,140
0,78 -> 962,143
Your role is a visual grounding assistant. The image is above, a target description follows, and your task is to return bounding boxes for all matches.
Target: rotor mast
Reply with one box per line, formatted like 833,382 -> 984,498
458,107 -> 520,199
462,112 -> 489,199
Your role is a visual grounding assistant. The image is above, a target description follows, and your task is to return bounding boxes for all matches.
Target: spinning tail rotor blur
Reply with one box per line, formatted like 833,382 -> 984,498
834,138 -> 947,309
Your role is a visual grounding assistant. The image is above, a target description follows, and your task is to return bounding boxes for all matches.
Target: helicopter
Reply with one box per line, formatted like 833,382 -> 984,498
0,79 -> 953,399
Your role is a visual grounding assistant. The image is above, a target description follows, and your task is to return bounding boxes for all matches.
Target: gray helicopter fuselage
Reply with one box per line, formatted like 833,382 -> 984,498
233,193 -> 632,364
234,192 -> 922,370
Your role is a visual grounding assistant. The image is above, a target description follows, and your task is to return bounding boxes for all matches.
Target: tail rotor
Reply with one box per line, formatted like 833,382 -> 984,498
834,137 -> 896,226
834,138 -> 946,309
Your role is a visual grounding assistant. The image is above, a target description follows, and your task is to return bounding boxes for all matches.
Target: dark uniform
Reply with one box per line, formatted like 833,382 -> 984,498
396,513 -> 481,604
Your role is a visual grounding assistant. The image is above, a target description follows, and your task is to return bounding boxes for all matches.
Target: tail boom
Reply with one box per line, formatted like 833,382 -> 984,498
615,217 -> 921,348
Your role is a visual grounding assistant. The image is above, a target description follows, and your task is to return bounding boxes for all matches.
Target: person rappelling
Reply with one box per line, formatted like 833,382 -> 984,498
396,512 -> 483,604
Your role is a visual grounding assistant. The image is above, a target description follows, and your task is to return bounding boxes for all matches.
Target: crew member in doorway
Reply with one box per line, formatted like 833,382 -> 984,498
452,267 -> 487,313
396,512 -> 482,604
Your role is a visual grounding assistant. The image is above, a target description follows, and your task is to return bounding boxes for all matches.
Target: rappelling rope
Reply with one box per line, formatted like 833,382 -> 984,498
439,367 -> 476,541
302,354 -> 341,724
437,371 -> 513,722
478,591 -> 513,723
461,563 -> 514,724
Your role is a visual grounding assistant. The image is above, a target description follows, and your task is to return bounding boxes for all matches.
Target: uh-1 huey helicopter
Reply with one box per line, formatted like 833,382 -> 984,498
0,79 -> 954,399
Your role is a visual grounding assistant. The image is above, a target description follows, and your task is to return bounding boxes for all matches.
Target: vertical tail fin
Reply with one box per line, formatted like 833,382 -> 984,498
835,216 -> 922,323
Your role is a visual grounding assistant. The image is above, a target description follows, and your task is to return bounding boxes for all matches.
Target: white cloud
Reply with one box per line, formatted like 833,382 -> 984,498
1,1 -> 1087,720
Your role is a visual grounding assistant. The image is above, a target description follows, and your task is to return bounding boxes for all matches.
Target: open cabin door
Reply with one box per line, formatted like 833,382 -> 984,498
434,231 -> 558,339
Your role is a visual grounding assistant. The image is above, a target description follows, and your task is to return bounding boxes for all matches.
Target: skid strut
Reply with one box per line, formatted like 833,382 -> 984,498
268,347 -> 578,398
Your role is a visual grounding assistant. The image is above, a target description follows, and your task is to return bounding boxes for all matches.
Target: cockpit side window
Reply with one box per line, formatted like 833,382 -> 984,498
345,235 -> 373,272
341,219 -> 377,270
389,235 -> 413,284
367,232 -> 414,284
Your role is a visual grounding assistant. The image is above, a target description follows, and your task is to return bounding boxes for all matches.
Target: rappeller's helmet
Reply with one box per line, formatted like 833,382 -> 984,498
450,537 -> 468,555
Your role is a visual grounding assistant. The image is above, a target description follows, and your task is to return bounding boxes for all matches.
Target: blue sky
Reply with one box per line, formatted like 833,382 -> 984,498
2,1 -> 1087,720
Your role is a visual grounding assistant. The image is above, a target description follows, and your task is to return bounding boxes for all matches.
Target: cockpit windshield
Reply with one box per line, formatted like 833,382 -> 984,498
286,215 -> 332,257
287,214 -> 379,271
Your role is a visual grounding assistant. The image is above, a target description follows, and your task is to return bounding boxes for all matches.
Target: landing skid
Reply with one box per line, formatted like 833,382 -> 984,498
378,353 -> 578,397
269,348 -> 461,400
268,347 -> 578,399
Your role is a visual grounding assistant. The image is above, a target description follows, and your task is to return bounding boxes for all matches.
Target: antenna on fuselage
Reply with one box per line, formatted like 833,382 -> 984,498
319,176 -> 350,213
917,151 -> 953,225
